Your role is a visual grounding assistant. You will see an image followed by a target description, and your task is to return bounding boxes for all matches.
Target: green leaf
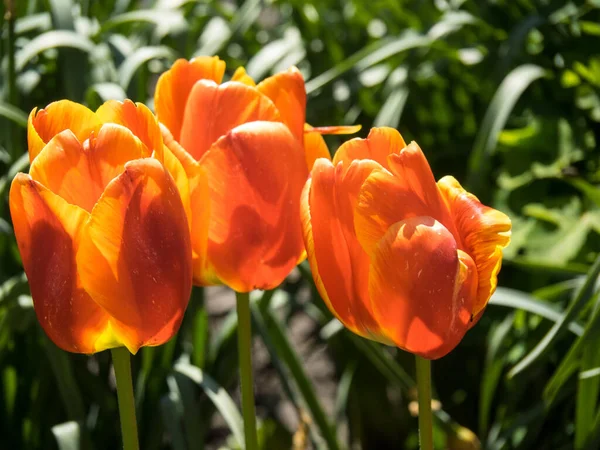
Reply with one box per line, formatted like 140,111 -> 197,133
575,334 -> 600,448
509,254 -> 600,378
175,362 -> 245,449
253,305 -> 341,450
100,9 -> 186,34
51,421 -> 80,450
0,103 -> 28,128
306,33 -> 431,94
16,30 -> 95,72
490,287 -> 584,336
467,64 -> 547,196
118,46 -> 176,91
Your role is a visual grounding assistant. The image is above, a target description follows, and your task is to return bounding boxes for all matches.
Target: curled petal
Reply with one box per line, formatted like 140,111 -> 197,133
438,176 -> 511,315
179,80 -> 281,161
200,122 -> 307,292
95,100 -> 163,157
231,67 -> 256,86
333,127 -> 406,169
302,158 -> 386,341
28,100 -> 102,162
306,125 -> 362,135
9,174 -> 116,353
154,57 -> 226,140
354,142 -> 458,255
77,159 -> 192,353
30,125 -> 146,212
257,67 -> 306,141
368,216 -> 474,359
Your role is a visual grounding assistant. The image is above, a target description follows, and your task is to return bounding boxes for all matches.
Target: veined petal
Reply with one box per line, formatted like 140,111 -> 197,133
28,100 -> 102,162
95,100 -> 163,157
368,216 -> 474,359
179,80 -> 281,161
77,159 -> 192,353
154,57 -> 226,140
231,67 -> 256,86
302,158 -> 386,341
354,142 -> 458,255
200,121 -> 307,292
437,176 -> 511,315
30,125 -> 147,212
9,174 -> 114,353
257,67 -> 306,141
332,127 -> 406,169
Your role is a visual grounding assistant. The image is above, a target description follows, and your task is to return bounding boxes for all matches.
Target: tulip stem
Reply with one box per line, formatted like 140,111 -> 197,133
235,291 -> 258,450
416,355 -> 434,450
111,347 -> 139,450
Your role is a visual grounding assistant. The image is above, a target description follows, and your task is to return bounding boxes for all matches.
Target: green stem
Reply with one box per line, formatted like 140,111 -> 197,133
416,355 -> 434,450
4,0 -> 19,162
111,347 -> 140,450
235,291 -> 258,450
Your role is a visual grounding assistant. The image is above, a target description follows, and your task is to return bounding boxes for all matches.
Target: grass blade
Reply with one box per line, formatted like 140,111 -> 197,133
0,103 -> 28,128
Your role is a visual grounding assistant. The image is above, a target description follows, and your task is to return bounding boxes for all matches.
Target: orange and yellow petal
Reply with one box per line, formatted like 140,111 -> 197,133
231,67 -> 256,86
76,158 -> 192,353
200,121 -> 307,292
302,158 -> 385,341
154,57 -> 226,141
29,125 -> 146,212
28,100 -> 102,162
257,67 -> 306,141
437,176 -> 511,315
332,127 -> 406,170
306,125 -> 362,135
303,128 -> 331,170
9,174 -> 114,353
368,216 -> 474,359
95,100 -> 163,157
179,80 -> 281,161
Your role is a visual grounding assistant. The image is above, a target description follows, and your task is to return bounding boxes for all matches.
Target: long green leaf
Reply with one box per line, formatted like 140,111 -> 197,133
467,64 -> 546,195
100,9 -> 186,33
51,421 -> 80,450
0,103 -> 28,128
117,46 -> 176,90
175,362 -> 245,449
509,254 -> 600,378
16,30 -> 95,71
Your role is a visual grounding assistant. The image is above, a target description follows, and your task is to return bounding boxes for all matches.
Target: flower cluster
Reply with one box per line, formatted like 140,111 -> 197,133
10,57 -> 511,359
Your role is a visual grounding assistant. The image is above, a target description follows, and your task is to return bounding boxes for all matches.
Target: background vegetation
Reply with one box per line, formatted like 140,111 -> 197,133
1,0 -> 600,449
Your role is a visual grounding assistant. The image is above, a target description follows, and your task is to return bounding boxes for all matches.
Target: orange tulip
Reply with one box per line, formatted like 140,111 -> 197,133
154,57 -> 357,292
10,99 -> 193,354
301,127 -> 511,359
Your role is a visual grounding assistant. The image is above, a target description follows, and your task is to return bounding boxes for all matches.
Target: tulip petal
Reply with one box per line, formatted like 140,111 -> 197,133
302,158 -> 387,341
30,125 -> 147,212
28,100 -> 102,162
77,158 -> 192,353
9,174 -> 116,353
96,100 -> 163,156
200,122 -> 306,292
257,67 -> 306,141
179,80 -> 281,161
332,127 -> 406,169
307,125 -> 362,135
368,216 -> 474,359
154,57 -> 226,140
354,142 -> 458,255
304,129 -> 331,170
437,176 -> 511,315
231,67 -> 256,86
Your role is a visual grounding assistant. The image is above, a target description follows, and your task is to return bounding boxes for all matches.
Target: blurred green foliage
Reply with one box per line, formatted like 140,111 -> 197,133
1,0 -> 600,449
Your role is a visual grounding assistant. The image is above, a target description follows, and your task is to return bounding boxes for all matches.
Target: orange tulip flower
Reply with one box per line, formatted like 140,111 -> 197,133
154,56 -> 357,292
10,99 -> 193,354
301,127 -> 511,359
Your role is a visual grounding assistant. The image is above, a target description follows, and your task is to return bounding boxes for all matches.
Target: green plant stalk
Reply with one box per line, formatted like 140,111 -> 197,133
111,347 -> 140,450
416,356 -> 433,450
236,291 -> 258,450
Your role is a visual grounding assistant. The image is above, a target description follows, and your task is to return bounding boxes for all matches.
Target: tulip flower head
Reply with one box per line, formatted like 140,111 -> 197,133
154,57 -> 356,292
301,127 -> 511,359
10,100 -> 193,354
